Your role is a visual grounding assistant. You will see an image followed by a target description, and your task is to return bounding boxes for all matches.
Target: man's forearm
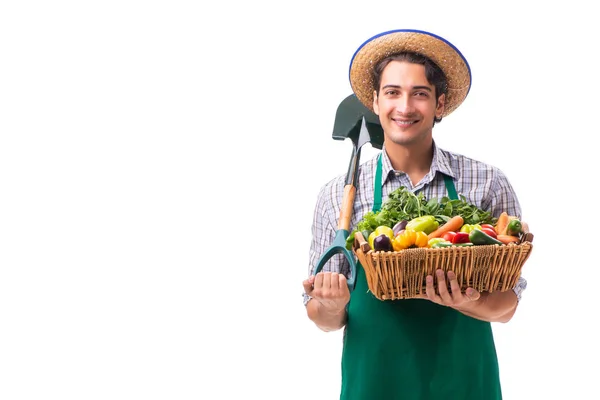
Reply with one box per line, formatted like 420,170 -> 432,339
454,290 -> 518,323
306,299 -> 347,332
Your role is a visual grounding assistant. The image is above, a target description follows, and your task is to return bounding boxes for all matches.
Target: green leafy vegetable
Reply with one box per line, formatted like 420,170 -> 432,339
345,186 -> 496,249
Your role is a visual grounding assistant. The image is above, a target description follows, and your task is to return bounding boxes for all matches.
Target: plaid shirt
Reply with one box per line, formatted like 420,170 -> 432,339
304,141 -> 527,305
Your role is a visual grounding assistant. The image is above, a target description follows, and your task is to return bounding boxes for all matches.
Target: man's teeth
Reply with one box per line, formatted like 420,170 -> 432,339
397,120 -> 415,125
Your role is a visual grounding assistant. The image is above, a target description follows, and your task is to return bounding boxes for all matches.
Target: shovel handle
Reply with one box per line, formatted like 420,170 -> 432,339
338,184 -> 356,231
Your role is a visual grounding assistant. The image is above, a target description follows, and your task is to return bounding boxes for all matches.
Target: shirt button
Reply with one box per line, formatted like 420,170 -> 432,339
394,171 -> 401,177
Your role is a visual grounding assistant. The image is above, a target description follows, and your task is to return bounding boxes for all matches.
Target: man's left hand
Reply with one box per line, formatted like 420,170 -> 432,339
418,269 -> 480,308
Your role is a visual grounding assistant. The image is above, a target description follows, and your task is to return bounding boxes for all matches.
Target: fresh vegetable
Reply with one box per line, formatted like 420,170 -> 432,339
507,219 -> 522,236
442,231 -> 457,242
497,234 -> 520,244
495,212 -> 510,235
432,241 -> 473,248
480,224 -> 495,231
373,234 -> 393,251
345,186 -> 497,250
392,220 -> 408,236
374,225 -> 394,239
427,215 -> 464,239
452,232 -> 470,244
392,229 -> 429,251
368,231 -> 377,249
361,229 -> 373,244
481,227 -> 497,238
431,240 -> 454,248
406,215 -> 439,234
460,224 -> 482,233
427,238 -> 448,247
469,229 -> 504,245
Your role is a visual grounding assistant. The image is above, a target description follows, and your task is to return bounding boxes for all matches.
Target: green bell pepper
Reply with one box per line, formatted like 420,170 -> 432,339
405,215 -> 439,235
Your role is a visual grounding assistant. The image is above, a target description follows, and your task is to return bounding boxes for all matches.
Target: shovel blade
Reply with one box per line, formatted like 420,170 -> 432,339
332,94 -> 384,149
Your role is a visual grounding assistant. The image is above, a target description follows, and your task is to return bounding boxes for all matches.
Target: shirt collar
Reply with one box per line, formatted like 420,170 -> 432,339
378,140 -> 456,185
431,140 -> 455,179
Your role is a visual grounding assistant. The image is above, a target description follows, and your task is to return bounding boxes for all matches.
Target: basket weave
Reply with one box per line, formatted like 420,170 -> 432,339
353,235 -> 533,300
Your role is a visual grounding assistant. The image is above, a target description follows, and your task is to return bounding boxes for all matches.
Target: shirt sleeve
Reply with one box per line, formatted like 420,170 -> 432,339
486,167 -> 529,301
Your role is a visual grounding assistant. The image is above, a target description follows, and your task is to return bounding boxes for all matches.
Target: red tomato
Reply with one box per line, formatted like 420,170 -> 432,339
480,224 -> 495,231
442,231 -> 456,242
481,227 -> 497,238
452,232 -> 470,244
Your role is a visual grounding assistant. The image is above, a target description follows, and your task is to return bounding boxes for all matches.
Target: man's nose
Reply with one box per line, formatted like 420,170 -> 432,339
394,96 -> 415,114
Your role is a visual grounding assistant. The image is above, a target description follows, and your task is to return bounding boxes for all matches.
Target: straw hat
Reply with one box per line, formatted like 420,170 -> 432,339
349,29 -> 471,117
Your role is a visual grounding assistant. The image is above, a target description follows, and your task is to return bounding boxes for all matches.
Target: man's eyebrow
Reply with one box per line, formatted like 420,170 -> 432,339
381,84 -> 432,92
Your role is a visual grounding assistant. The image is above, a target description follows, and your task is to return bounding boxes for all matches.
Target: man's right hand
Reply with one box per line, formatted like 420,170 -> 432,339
303,272 -> 350,314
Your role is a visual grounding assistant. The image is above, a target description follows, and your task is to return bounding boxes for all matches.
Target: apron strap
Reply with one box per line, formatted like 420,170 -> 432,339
373,153 -> 459,209
373,153 -> 383,212
443,174 -> 458,201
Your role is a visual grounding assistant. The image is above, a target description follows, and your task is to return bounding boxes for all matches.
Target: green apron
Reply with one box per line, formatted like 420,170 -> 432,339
340,155 -> 502,400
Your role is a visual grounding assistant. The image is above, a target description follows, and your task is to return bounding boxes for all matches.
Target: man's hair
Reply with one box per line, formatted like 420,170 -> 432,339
372,52 -> 448,123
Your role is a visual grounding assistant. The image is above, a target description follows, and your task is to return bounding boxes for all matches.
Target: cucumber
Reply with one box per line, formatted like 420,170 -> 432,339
469,229 -> 504,246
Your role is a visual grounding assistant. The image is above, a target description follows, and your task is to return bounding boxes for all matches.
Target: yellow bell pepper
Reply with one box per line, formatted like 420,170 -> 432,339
392,229 -> 429,251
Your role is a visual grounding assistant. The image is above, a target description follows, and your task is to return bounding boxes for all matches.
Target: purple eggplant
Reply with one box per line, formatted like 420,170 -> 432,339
373,234 -> 393,252
392,220 -> 408,236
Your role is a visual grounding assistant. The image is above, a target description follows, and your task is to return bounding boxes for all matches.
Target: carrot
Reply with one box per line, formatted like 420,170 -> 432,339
427,215 -> 464,239
495,212 -> 510,235
497,234 -> 520,245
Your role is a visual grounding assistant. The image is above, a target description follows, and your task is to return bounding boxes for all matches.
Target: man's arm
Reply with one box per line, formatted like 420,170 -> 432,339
306,298 -> 347,332
453,289 -> 517,323
421,270 -> 519,323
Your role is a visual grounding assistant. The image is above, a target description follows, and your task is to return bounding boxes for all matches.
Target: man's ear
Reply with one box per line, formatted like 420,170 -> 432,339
372,91 -> 379,115
435,93 -> 446,119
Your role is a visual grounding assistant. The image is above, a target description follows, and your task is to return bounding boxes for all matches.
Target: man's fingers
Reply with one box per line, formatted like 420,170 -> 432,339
322,272 -> 331,289
425,275 -> 438,300
302,278 -> 314,295
314,271 -> 324,288
465,287 -> 481,301
306,272 -> 350,302
448,271 -> 462,296
436,269 -> 453,303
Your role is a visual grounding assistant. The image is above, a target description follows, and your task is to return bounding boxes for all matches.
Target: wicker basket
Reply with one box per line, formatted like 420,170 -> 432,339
353,232 -> 534,300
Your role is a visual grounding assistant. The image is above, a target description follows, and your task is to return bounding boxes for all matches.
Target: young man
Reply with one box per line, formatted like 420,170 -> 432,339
302,29 -> 527,399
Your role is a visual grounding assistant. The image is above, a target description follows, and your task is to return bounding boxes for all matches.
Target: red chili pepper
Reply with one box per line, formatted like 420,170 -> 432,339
452,232 -> 470,244
481,227 -> 497,239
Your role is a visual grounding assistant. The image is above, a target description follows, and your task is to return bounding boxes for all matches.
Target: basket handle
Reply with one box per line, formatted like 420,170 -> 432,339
353,231 -> 371,252
520,222 -> 534,243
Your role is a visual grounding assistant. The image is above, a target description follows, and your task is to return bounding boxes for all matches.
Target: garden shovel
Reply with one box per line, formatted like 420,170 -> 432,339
313,94 -> 383,292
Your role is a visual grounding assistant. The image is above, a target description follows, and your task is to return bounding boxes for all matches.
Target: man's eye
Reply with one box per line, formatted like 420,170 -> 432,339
415,92 -> 428,97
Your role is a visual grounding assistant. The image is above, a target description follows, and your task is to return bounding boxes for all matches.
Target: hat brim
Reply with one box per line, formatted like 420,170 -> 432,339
349,29 -> 471,118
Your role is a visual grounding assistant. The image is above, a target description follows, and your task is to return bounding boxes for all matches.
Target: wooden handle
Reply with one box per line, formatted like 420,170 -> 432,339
353,231 -> 371,252
338,184 -> 356,231
520,221 -> 534,243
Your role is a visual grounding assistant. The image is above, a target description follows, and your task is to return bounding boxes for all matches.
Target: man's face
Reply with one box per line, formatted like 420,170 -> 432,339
372,61 -> 445,147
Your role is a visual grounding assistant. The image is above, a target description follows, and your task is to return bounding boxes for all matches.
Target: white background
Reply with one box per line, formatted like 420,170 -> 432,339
1,1 -> 598,399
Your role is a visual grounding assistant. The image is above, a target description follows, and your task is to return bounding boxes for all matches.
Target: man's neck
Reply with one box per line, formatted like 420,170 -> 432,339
384,140 -> 434,186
